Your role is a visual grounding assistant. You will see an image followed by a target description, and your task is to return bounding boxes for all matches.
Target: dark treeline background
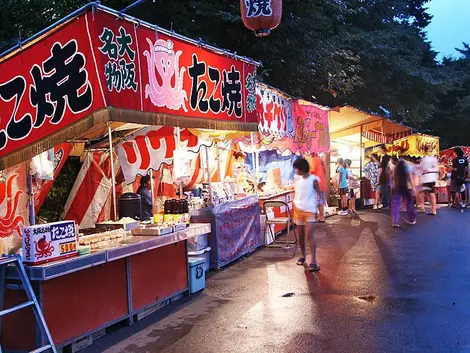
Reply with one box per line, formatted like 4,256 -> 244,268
1,0 -> 469,146
1,1 -> 469,220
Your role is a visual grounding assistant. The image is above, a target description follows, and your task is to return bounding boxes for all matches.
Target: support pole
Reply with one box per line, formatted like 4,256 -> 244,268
27,174 -> 35,226
108,125 -> 117,221
251,132 -> 258,194
360,125 -> 364,209
205,145 -> 213,206
150,169 -> 155,210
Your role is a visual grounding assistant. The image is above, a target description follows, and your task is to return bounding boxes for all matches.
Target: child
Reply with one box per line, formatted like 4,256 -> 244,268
337,158 -> 349,216
293,158 -> 321,272
345,159 -> 358,214
391,156 -> 416,227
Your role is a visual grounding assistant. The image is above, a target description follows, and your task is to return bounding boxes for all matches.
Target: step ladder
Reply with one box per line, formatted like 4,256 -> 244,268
0,255 -> 57,353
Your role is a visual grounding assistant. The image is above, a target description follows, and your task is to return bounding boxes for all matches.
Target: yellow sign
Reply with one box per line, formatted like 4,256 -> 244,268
374,134 -> 440,157
60,241 -> 77,254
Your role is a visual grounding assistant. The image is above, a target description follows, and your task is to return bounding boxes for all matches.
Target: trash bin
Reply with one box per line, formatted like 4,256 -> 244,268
188,257 -> 206,294
119,193 -> 142,220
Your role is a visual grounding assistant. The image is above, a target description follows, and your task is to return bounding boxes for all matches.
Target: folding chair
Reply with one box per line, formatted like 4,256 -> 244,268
262,200 -> 297,249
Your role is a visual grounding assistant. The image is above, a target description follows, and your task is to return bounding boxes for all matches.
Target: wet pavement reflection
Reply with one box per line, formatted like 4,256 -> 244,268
85,207 -> 470,353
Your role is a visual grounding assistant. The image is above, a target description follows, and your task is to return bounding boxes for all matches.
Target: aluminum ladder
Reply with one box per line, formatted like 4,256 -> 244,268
0,255 -> 57,353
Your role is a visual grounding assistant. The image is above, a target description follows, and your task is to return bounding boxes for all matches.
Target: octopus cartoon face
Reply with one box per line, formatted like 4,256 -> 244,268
144,39 -> 188,111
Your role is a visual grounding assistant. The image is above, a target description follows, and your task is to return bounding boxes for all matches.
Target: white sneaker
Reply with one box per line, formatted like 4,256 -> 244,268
338,210 -> 348,216
373,205 -> 378,210
378,204 -> 384,209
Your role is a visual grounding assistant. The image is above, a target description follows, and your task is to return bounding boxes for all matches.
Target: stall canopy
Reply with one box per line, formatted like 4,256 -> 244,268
238,82 -> 330,155
0,3 -> 260,170
329,105 -> 412,147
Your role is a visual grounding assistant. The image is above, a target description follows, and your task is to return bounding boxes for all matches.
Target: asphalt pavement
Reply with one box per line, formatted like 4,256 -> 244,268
85,207 -> 470,353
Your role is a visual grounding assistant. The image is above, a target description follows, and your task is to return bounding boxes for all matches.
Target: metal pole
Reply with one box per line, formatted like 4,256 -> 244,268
108,125 -> 117,221
27,174 -> 35,226
205,145 -> 213,206
360,125 -> 364,209
251,132 -> 258,194
149,169 -> 155,214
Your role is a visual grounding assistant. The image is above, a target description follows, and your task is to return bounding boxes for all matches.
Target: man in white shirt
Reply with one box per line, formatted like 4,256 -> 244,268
420,148 -> 439,215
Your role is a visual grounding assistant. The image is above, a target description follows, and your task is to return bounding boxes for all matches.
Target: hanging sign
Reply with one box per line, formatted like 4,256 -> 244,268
0,8 -> 258,159
116,126 -> 208,183
256,85 -> 290,138
90,10 -> 258,123
0,15 -> 103,157
378,134 -> 440,157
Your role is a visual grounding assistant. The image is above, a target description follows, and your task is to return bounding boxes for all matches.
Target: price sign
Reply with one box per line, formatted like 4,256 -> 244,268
60,241 -> 77,254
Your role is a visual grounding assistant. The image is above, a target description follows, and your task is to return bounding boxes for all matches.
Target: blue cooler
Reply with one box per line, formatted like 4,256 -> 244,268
188,257 -> 206,294
188,247 -> 211,273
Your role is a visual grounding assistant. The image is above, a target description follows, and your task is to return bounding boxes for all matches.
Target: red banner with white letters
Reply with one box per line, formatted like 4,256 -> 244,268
0,14 -> 104,157
0,8 -> 258,160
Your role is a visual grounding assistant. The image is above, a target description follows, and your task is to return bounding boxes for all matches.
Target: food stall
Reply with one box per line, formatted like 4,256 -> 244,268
0,3 -> 259,351
238,83 -> 331,242
439,146 -> 470,203
328,106 -> 413,207
368,133 -> 442,201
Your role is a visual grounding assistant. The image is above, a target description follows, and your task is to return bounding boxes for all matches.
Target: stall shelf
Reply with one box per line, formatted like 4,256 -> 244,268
2,223 -> 211,351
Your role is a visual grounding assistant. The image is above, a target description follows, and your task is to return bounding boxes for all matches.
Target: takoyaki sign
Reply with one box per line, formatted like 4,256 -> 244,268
22,220 -> 78,265
0,7 -> 258,158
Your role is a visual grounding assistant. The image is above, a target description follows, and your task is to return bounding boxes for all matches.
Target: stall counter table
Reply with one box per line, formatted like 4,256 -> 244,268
191,196 -> 262,269
2,223 -> 211,352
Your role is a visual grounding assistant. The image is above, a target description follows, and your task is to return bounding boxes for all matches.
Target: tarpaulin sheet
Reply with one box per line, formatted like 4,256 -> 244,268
210,195 -> 261,269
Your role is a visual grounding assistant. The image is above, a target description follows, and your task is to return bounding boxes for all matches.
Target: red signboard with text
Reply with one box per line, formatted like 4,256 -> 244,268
0,8 -> 258,159
0,15 -> 104,157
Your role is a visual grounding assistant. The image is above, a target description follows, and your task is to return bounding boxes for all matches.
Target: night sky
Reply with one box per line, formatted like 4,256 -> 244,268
425,0 -> 470,60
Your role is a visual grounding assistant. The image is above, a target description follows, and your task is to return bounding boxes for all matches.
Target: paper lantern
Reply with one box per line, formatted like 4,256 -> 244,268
240,0 -> 282,37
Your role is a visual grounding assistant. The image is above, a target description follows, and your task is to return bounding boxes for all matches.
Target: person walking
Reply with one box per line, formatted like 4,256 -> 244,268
310,153 -> 327,222
451,147 -> 469,210
420,148 -> 439,215
391,156 -> 416,227
337,158 -> 349,216
364,154 -> 381,209
378,145 -> 391,208
293,158 -> 321,272
345,159 -> 358,214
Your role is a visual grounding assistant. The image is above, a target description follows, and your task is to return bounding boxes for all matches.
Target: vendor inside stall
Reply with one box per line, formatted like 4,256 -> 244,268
137,175 -> 153,221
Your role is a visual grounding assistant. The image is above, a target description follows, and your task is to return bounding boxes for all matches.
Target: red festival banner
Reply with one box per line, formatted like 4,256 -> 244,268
0,8 -> 258,160
291,101 -> 330,155
0,14 -> 104,157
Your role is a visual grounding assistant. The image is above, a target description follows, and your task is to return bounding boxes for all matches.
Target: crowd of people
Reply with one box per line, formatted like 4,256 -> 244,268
291,147 -> 469,272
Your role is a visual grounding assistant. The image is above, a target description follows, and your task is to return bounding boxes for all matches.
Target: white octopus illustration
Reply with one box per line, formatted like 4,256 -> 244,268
144,39 -> 188,111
